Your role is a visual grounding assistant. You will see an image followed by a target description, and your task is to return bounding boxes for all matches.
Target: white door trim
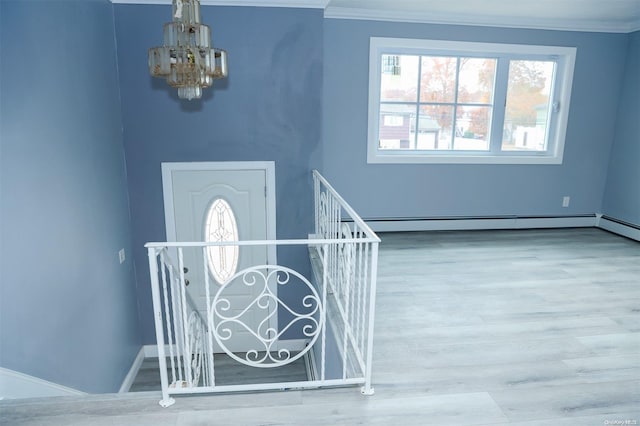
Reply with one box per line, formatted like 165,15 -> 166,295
161,161 -> 278,344
161,160 -> 276,249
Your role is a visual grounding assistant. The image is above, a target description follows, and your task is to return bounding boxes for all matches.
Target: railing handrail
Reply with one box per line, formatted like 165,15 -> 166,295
145,236 -> 378,248
312,170 -> 380,242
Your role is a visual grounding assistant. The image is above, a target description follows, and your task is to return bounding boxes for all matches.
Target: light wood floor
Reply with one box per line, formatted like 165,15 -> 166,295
2,228 -> 639,425
129,354 -> 308,392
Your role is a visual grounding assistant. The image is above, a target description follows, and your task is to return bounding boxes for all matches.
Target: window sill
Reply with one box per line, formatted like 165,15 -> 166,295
367,152 -> 564,165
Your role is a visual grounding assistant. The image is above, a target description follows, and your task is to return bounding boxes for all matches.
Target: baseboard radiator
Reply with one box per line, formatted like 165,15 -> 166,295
597,215 -> 640,241
357,213 -> 639,242
363,214 -> 598,232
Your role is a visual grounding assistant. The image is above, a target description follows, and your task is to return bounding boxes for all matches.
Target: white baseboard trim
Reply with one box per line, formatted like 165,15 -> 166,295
365,215 -> 597,232
143,344 -> 163,358
0,367 -> 86,400
118,347 -> 145,393
273,339 -> 308,351
142,339 -> 308,359
597,215 -> 640,241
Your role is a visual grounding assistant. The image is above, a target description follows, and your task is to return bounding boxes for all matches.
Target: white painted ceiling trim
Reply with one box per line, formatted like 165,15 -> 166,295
323,6 -> 640,34
111,0 -> 329,8
110,0 -> 640,33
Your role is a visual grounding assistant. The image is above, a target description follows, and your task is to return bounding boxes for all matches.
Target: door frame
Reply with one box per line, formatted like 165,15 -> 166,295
161,161 -> 276,250
161,161 -> 278,344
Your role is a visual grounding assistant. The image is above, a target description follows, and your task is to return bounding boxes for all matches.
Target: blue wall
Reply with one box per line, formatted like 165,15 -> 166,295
0,1 -> 140,392
0,1 -> 635,393
322,19 -> 629,220
602,31 -> 640,226
113,5 -> 323,343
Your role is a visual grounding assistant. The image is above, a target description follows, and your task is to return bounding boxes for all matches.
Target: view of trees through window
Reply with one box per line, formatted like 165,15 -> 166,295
503,60 -> 555,151
378,54 -> 554,152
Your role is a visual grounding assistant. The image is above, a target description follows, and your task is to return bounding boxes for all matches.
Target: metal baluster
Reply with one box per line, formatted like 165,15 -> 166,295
357,232 -> 366,355
342,240 -> 352,380
148,248 -> 175,407
361,242 -> 378,396
351,232 -> 358,355
202,247 -> 216,387
178,248 -> 193,386
168,256 -> 184,384
321,244 -> 328,381
160,251 -> 177,385
362,242 -> 371,359
314,172 -> 320,235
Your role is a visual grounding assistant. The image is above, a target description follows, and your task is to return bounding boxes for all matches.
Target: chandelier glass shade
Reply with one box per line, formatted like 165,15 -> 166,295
149,0 -> 227,100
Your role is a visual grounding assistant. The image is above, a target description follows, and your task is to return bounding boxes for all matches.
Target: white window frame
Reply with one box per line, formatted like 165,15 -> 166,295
367,37 -> 577,165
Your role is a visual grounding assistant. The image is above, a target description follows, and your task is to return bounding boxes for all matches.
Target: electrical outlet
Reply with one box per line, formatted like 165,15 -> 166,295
119,248 -> 126,264
562,196 -> 570,208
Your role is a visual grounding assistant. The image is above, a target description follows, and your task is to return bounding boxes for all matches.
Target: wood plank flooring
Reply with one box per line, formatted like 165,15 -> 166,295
1,228 -> 638,425
129,354 -> 308,392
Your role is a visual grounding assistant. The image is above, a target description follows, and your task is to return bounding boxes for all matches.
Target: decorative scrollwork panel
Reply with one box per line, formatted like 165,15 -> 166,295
210,265 -> 324,368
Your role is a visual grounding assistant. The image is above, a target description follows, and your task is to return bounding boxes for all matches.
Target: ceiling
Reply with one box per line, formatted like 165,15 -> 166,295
324,0 -> 640,33
115,0 -> 640,33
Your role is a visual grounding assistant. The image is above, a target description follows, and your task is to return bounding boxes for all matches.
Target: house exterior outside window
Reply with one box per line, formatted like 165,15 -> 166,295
368,38 -> 577,164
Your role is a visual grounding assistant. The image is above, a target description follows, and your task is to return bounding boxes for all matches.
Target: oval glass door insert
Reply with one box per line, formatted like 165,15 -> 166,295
204,198 -> 239,285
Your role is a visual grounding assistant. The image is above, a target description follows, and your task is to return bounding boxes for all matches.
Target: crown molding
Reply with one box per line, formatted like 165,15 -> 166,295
109,0 -> 640,33
110,0 -> 329,7
324,6 -> 640,34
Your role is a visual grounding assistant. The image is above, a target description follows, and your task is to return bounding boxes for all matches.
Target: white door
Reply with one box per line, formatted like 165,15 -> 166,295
162,162 -> 277,352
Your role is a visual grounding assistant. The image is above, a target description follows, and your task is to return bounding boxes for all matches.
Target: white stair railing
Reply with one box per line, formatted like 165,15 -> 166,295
146,170 -> 380,407
312,170 -> 379,395
147,247 -> 211,406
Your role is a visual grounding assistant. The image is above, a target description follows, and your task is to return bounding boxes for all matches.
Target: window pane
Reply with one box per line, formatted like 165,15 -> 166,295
454,106 -> 491,150
380,55 -> 419,102
457,58 -> 496,104
417,105 -> 453,150
369,38 -> 575,164
502,60 -> 555,152
205,198 -> 239,285
420,56 -> 457,103
379,103 -> 415,149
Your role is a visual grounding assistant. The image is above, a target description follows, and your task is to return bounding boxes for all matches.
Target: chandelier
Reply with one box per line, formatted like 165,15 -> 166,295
149,0 -> 228,100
